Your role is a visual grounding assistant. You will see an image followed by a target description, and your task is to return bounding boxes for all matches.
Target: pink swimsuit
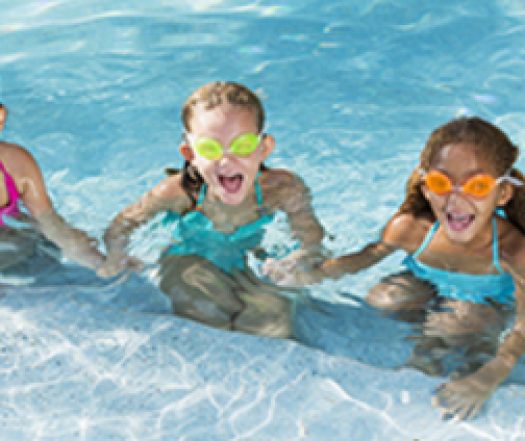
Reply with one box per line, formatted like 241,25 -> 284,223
0,161 -> 21,225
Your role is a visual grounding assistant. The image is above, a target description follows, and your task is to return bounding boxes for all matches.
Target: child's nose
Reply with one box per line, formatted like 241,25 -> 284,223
446,189 -> 470,207
218,151 -> 235,165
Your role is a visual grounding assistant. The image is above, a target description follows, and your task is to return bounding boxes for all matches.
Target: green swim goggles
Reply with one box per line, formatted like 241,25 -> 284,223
186,132 -> 263,160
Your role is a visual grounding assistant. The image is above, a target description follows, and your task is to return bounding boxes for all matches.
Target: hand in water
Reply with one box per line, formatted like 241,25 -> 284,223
262,248 -> 326,287
231,266 -> 302,297
424,310 -> 475,337
433,356 -> 509,420
423,302 -> 504,338
97,254 -> 144,278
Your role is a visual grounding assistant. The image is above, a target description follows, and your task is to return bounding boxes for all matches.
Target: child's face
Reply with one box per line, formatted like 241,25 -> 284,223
422,142 -> 512,244
181,104 -> 273,205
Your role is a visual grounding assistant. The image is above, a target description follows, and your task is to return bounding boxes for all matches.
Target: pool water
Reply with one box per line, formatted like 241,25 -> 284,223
1,0 -> 525,439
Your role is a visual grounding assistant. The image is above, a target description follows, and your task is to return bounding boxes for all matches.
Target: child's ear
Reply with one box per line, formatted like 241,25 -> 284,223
497,182 -> 514,206
259,134 -> 275,160
179,143 -> 194,161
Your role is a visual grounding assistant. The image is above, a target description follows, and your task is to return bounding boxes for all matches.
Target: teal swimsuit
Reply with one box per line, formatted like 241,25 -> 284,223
403,217 -> 515,305
163,175 -> 274,273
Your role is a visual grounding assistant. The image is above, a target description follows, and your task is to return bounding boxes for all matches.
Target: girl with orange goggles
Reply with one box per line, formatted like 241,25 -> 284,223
311,117 -> 525,421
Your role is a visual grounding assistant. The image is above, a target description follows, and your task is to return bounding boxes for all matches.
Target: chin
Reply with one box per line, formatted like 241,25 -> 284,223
444,229 -> 475,244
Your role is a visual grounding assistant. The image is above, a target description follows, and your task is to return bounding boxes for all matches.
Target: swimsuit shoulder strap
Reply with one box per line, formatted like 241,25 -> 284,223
254,171 -> 263,206
412,221 -> 439,259
492,216 -> 504,273
196,183 -> 207,208
0,160 -> 18,203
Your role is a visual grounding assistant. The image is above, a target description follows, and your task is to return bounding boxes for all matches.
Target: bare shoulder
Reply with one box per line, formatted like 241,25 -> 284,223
259,168 -> 309,208
148,172 -> 193,213
500,221 -> 525,268
151,172 -> 186,200
260,167 -> 303,188
382,212 -> 433,253
0,142 -> 41,179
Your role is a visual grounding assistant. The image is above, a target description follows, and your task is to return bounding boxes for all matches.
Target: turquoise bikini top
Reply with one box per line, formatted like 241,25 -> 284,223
163,174 -> 274,273
403,217 -> 515,305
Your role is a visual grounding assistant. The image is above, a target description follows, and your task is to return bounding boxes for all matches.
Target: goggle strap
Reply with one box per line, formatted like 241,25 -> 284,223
499,175 -> 523,187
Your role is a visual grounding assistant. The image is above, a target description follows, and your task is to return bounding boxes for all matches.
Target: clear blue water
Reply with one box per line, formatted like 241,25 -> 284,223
1,1 -> 525,440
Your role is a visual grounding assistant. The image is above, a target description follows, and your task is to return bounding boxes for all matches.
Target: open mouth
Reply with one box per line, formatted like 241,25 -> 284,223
218,173 -> 244,193
446,212 -> 475,232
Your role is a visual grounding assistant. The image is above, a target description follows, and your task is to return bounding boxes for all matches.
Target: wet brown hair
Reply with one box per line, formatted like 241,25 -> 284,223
167,81 -> 267,205
399,116 -> 525,233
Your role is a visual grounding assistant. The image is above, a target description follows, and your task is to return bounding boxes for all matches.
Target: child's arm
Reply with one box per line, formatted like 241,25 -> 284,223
260,170 -> 326,285
274,170 -> 325,250
14,146 -> 104,271
320,241 -> 397,279
320,212 -> 424,279
99,175 -> 190,277
261,171 -> 418,285
433,235 -> 525,420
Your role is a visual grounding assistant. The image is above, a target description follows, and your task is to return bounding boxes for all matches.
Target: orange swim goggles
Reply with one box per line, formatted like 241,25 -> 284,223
420,169 -> 522,198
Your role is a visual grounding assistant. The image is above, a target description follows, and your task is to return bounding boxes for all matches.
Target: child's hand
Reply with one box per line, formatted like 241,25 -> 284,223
423,302 -> 505,338
262,248 -> 326,287
432,356 -> 510,420
97,254 -> 144,278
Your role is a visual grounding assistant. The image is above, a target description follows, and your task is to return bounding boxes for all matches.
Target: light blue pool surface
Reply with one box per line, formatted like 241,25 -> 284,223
1,1 -> 525,439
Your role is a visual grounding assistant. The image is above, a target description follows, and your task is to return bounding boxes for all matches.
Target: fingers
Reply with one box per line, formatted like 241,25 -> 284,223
432,380 -> 486,421
97,255 -> 144,278
262,256 -> 324,287
126,256 -> 145,271
96,263 -> 121,278
262,257 -> 296,283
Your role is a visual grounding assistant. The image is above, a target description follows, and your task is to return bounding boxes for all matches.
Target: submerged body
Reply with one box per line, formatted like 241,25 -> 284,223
316,118 -> 525,420
100,82 -> 325,337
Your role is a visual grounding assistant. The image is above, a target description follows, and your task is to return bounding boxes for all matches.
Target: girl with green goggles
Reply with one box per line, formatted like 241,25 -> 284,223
99,81 -> 327,340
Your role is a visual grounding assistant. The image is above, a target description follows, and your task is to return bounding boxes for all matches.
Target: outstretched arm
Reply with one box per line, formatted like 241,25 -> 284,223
16,147 -> 104,271
320,212 -> 424,279
261,170 -> 326,285
433,245 -> 525,420
99,175 -> 190,277
320,240 -> 396,279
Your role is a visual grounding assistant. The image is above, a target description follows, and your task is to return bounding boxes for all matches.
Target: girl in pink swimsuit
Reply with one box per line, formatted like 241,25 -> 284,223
0,159 -> 21,225
0,104 -> 19,223
0,102 -> 104,271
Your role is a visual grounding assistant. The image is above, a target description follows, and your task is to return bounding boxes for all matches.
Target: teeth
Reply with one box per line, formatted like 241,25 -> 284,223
448,213 -> 469,221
